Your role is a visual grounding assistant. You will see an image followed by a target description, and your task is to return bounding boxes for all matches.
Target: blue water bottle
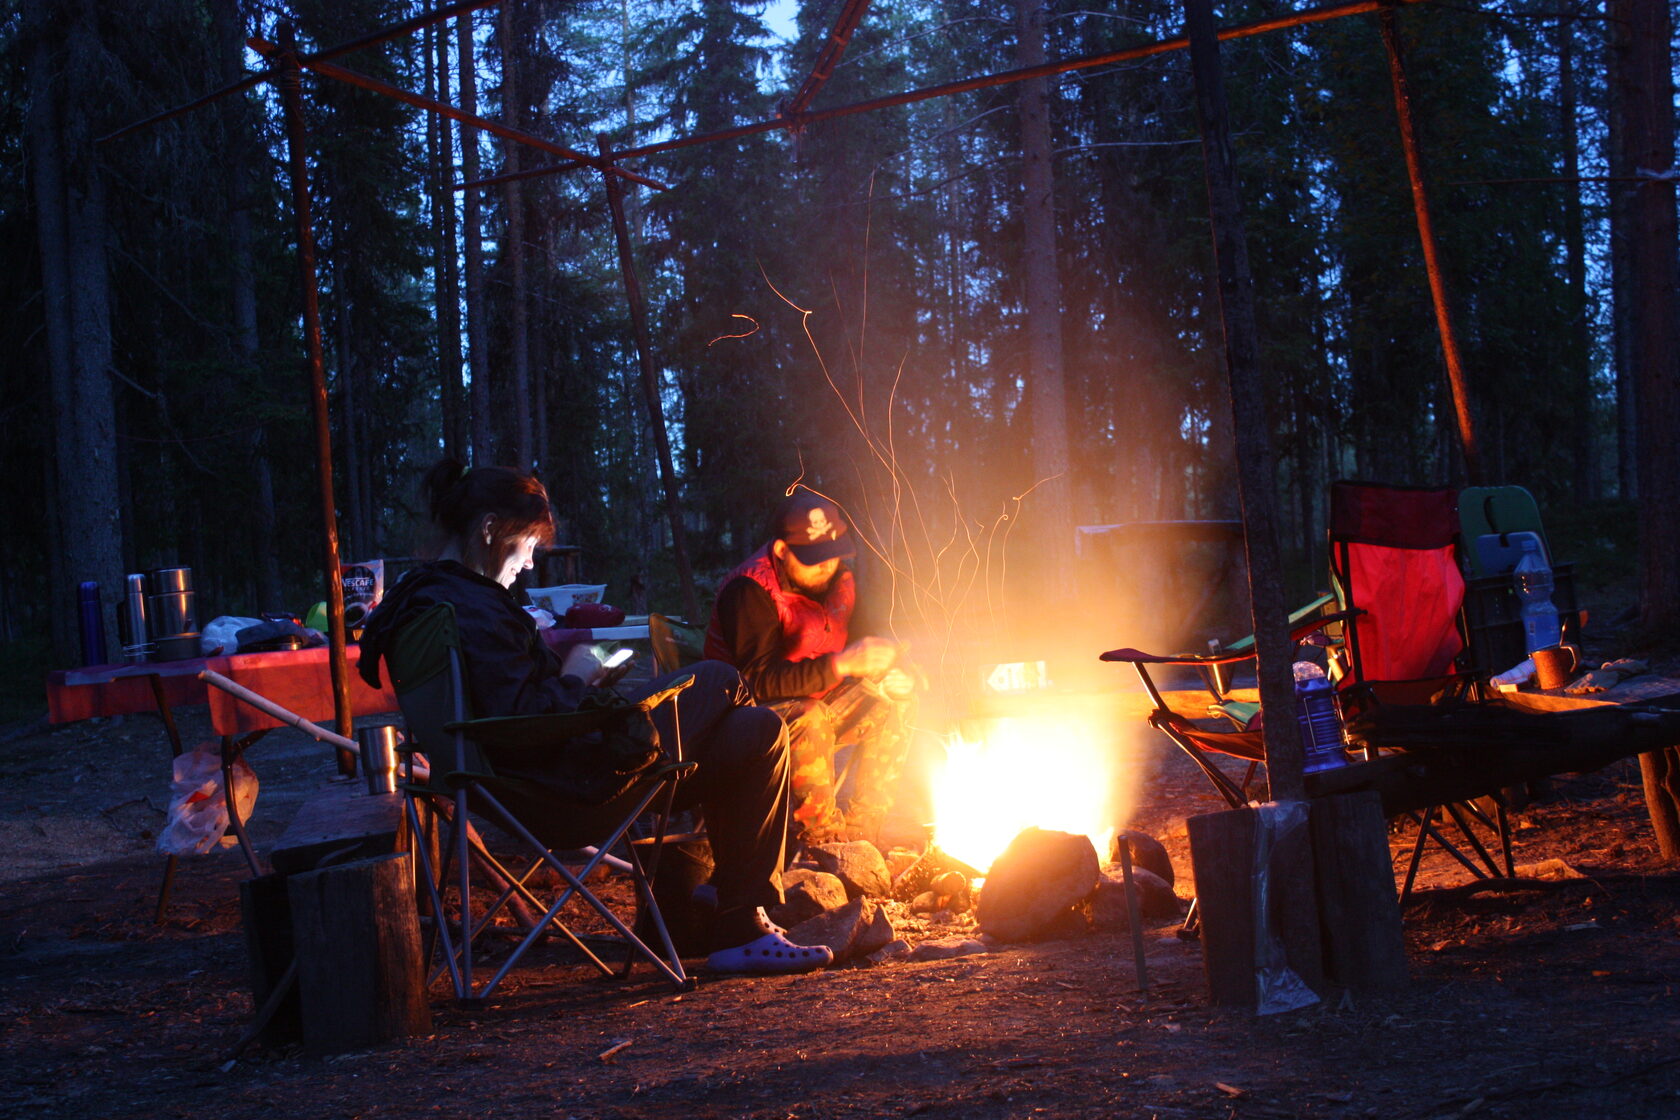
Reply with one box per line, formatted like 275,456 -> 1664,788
1293,661 -> 1347,773
77,581 -> 108,666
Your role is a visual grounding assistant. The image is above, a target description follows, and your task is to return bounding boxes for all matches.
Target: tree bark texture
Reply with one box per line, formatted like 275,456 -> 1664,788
1183,0 -> 1305,801
27,0 -> 125,665
500,0 -> 533,472
1013,0 -> 1075,602
1558,14 -> 1595,502
459,8 -> 492,465
213,0 -> 284,611
1609,0 -> 1679,639
597,135 -> 701,622
1605,10 -> 1637,499
430,23 -> 465,461
1610,0 -> 1680,858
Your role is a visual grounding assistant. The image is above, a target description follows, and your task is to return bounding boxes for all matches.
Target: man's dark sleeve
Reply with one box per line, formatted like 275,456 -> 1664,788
711,576 -> 840,701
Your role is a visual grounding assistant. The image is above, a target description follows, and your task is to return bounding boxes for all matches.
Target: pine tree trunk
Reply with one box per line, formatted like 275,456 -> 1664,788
425,24 -> 461,462
1558,15 -> 1594,502
500,0 -> 533,471
1184,0 -> 1305,802
1610,0 -> 1680,856
459,9 -> 492,464
29,0 -> 125,663
1013,0 -> 1074,603
26,0 -> 78,659
1610,0 -> 1679,635
213,0 -> 283,610
1606,11 -> 1637,499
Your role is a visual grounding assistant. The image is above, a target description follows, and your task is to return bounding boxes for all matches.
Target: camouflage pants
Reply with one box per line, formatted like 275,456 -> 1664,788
770,679 -> 915,844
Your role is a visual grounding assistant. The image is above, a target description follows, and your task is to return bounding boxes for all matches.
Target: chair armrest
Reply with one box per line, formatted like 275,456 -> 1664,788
636,672 -> 695,713
1102,609 -> 1363,666
1221,592 -> 1341,655
1100,647 -> 1257,666
445,707 -> 624,746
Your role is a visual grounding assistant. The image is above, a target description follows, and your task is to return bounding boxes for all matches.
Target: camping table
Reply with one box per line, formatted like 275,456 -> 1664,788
1500,675 -> 1680,855
46,622 -> 654,918
47,647 -> 399,918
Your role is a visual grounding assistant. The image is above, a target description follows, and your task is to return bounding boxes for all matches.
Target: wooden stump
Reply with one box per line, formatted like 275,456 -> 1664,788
1308,791 -> 1408,992
1187,803 -> 1323,1009
270,780 -> 405,875
287,852 -> 431,1055
239,872 -> 301,1046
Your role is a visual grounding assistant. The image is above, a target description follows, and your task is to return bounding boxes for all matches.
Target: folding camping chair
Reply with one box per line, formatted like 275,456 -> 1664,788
648,612 -> 705,677
385,602 -> 698,1000
1102,481 -> 1520,903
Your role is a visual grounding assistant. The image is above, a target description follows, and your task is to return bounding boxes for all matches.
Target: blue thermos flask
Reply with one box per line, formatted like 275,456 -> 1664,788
77,581 -> 108,666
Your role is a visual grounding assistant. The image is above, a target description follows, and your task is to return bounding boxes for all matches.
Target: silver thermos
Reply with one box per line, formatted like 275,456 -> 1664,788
120,573 -> 152,663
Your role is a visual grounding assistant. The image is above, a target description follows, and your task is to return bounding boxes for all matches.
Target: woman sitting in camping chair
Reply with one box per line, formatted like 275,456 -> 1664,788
357,458 -> 830,975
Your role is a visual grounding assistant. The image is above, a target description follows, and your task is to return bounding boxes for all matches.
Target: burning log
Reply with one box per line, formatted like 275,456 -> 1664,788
891,846 -> 982,902
975,827 -> 1100,942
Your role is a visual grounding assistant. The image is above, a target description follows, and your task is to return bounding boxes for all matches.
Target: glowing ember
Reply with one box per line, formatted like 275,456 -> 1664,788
932,713 -> 1119,875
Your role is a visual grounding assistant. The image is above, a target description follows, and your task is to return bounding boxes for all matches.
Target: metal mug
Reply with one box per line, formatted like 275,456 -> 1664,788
149,566 -> 193,594
1532,644 -> 1580,691
148,590 -> 198,639
357,725 -> 401,795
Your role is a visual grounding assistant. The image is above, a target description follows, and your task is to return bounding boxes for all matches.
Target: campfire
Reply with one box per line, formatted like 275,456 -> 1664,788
931,707 -> 1123,877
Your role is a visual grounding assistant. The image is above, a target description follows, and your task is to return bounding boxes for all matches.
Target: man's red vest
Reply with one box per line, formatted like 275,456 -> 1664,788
704,545 -> 855,664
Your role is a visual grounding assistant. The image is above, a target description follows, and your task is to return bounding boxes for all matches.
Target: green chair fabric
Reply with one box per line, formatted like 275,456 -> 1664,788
1458,484 -> 1551,578
386,602 -> 697,999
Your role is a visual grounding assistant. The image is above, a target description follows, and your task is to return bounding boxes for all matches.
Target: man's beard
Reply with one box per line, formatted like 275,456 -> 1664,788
781,560 -> 836,597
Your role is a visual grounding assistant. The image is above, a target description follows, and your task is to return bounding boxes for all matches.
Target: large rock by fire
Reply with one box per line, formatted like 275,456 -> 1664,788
773,868 -> 849,928
1091,867 -> 1183,931
809,841 -> 893,899
1110,829 -> 1175,889
976,828 -> 1100,942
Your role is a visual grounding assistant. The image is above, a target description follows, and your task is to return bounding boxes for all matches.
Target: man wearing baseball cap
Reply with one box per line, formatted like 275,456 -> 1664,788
704,490 -> 917,846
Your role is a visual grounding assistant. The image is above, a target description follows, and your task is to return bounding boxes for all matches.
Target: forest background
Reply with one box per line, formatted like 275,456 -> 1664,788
4,0 -> 1676,721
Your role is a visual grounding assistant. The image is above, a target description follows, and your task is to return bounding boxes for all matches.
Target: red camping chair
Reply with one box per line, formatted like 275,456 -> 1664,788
1324,482 -> 1516,898
1101,481 -> 1515,903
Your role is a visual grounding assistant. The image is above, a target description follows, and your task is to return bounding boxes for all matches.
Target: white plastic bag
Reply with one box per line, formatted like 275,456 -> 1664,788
155,742 -> 259,856
201,616 -> 264,656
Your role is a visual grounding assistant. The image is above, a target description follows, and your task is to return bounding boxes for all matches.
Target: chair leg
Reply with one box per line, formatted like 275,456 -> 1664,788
1240,761 -> 1259,800
456,788 -> 474,998
1444,801 -> 1506,878
1399,808 -> 1433,905
1495,797 -> 1515,876
473,783 -> 690,998
408,793 -> 465,998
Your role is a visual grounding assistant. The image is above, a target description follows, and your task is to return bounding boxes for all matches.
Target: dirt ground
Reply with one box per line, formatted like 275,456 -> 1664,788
5,629 -> 1680,1119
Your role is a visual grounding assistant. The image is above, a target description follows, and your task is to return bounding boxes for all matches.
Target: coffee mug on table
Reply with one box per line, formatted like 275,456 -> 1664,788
1532,644 -> 1580,691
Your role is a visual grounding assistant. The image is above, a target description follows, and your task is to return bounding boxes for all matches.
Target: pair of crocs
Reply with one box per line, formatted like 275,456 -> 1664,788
706,908 -> 833,975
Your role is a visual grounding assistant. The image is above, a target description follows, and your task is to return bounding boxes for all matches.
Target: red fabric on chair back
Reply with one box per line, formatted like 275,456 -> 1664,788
1330,481 -> 1458,549
1329,481 -> 1465,685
